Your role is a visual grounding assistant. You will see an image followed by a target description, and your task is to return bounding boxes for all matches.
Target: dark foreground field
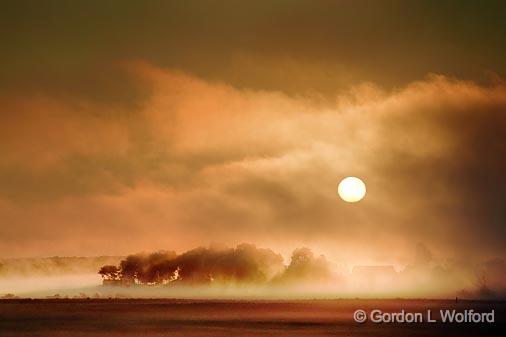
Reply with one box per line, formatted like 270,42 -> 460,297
0,299 -> 504,337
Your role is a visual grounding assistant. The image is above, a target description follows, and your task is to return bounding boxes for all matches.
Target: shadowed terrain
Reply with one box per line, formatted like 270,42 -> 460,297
0,299 -> 504,337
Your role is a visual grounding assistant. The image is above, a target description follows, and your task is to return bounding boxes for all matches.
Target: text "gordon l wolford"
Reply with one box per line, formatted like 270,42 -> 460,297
367,309 -> 494,323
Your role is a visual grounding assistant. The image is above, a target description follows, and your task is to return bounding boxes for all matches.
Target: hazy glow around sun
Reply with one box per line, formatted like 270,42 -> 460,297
338,177 -> 366,202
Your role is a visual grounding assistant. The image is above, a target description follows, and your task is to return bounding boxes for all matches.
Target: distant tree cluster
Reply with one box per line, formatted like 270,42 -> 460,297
98,265 -> 120,280
98,244 -> 334,286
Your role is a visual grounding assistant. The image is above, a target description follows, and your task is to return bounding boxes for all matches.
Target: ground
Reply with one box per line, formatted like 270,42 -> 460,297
0,299 -> 504,336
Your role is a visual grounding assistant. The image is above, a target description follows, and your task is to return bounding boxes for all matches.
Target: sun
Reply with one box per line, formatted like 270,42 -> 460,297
338,177 -> 366,202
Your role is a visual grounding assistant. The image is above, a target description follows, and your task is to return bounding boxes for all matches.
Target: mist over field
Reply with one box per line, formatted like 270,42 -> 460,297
0,256 -> 121,297
1,244 -> 505,299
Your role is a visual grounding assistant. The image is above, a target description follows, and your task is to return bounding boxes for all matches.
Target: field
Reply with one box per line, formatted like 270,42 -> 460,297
0,299 -> 504,336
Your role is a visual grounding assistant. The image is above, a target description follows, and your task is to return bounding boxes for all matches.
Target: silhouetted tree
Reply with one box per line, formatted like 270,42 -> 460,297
98,265 -> 120,280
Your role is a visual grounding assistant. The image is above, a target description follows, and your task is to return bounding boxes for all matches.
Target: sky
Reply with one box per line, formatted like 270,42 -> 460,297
1,0 -> 506,272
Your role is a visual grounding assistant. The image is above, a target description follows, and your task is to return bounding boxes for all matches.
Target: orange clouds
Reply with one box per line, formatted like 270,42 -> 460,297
0,96 -> 131,166
0,65 -> 505,271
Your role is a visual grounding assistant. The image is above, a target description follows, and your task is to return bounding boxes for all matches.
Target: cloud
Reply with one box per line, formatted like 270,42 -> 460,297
2,1 -> 506,101
0,65 -> 505,267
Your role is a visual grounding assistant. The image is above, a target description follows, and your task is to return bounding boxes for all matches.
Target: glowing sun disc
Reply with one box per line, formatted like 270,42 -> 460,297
338,177 -> 366,202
